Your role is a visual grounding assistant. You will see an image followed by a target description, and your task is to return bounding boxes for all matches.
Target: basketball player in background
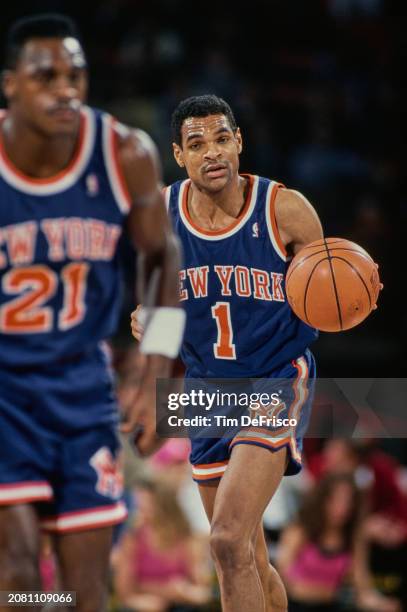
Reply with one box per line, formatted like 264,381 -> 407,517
131,94 -> 322,612
0,14 -> 183,612
131,96 -> 388,612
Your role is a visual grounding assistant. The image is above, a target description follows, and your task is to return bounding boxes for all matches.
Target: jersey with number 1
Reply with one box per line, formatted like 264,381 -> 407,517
166,174 -> 318,378
0,106 -> 132,367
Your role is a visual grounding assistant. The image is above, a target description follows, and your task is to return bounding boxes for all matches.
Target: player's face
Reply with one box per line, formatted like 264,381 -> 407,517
2,37 -> 88,136
173,114 -> 242,193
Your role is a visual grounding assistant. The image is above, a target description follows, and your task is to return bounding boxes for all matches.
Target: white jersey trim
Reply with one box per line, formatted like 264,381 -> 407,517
265,180 -> 287,261
163,185 -> 171,211
178,175 -> 259,241
102,114 -> 132,215
0,107 -> 95,196
40,500 -> 128,533
0,481 -> 53,503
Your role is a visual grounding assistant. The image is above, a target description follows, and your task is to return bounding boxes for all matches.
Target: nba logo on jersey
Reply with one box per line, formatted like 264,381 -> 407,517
86,173 -> 99,196
252,222 -> 259,238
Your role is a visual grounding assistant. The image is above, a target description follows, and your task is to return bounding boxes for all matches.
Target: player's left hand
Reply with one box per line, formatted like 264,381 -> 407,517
119,354 -> 171,455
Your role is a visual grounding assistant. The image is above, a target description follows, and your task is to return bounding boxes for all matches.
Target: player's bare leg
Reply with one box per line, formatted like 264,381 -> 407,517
199,484 -> 286,611
254,524 -> 287,612
54,527 -> 113,612
198,465 -> 287,612
0,505 -> 42,612
207,445 -> 287,612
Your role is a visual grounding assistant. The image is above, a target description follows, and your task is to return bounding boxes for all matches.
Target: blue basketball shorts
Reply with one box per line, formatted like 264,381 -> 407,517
0,347 -> 127,532
189,349 -> 316,483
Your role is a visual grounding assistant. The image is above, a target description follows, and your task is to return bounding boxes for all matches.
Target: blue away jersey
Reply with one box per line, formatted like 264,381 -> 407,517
0,106 -> 132,367
166,174 -> 318,377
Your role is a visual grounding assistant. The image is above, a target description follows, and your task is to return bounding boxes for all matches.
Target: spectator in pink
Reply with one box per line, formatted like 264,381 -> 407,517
278,473 -> 400,611
113,478 -> 211,611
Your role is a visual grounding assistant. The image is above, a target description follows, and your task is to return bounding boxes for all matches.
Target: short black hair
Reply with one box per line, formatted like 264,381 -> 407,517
4,13 -> 81,69
171,94 -> 237,146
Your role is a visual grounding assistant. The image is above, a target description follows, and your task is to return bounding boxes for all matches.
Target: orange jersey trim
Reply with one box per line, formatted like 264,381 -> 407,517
0,112 -> 86,185
268,183 -> 287,257
193,460 -> 229,469
181,174 -> 254,237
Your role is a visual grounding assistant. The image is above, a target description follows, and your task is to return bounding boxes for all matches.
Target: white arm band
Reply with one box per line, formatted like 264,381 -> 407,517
139,307 -> 186,358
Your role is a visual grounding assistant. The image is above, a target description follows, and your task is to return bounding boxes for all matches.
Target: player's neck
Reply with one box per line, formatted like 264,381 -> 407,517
188,175 -> 247,230
1,114 -> 79,179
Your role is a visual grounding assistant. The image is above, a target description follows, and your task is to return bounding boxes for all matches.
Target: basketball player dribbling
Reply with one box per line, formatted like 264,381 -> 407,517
0,14 -> 184,612
131,95 -> 324,612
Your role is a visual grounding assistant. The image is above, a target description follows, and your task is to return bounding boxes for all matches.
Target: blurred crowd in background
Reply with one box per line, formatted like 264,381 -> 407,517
2,1 -> 405,610
38,432 -> 407,611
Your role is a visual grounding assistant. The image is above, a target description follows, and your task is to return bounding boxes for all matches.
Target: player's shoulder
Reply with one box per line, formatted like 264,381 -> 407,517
275,187 -> 316,225
115,123 -> 157,163
91,105 -> 158,165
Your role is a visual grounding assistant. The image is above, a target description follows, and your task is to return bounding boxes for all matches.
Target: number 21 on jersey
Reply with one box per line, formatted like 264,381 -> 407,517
0,263 -> 89,333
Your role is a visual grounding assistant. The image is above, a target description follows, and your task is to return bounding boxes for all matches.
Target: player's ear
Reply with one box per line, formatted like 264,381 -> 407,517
2,70 -> 17,100
235,128 -> 243,154
173,142 -> 185,168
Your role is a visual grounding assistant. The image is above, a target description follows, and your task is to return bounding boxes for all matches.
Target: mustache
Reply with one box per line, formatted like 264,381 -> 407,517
202,161 -> 228,173
48,100 -> 81,113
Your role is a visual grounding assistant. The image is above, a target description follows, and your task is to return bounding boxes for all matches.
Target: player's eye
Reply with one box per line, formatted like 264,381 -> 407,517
189,142 -> 201,150
34,69 -> 55,83
218,136 -> 229,144
69,70 -> 82,84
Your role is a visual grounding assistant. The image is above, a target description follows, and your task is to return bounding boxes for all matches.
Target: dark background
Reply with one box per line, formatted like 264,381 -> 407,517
1,0 -> 404,377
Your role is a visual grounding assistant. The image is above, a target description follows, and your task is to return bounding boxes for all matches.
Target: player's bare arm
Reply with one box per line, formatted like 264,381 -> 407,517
115,123 -> 183,443
275,188 -> 324,256
117,124 -> 180,306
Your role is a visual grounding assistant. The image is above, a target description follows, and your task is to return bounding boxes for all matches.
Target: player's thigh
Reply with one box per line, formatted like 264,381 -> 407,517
0,504 -> 41,587
212,444 -> 287,540
54,527 -> 113,603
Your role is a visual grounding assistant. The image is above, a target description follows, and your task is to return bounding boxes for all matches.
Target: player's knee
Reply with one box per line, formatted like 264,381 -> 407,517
210,524 -> 254,571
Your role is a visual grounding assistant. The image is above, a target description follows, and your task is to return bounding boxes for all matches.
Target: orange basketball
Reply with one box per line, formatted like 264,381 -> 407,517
286,238 -> 381,332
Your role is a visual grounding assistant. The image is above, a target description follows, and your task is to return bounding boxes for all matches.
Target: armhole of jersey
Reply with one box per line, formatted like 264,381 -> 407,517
163,185 -> 171,212
265,181 -> 287,261
102,113 -> 132,215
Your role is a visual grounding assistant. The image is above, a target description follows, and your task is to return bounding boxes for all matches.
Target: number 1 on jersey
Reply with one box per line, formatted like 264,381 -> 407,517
211,301 -> 236,360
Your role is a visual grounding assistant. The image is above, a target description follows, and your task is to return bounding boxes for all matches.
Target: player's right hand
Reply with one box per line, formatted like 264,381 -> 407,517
130,304 -> 144,341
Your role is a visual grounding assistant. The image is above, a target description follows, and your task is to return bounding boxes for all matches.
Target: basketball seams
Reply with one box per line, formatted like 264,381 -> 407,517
330,256 -> 372,310
300,239 -> 346,249
286,236 -> 379,332
323,239 -> 343,330
303,259 -> 328,326
286,248 -> 373,285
